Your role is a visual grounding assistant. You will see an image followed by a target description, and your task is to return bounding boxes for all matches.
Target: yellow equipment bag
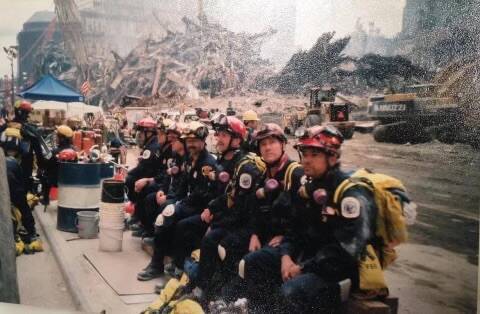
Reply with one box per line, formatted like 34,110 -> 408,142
334,168 -> 413,297
358,244 -> 388,295
27,192 -> 40,209
334,168 -> 410,268
142,249 -> 204,314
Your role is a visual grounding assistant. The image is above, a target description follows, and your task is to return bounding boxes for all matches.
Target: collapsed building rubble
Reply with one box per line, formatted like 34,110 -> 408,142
60,16 -> 276,107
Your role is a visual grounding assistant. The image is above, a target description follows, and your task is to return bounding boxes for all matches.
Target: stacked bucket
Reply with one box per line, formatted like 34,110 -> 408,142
99,179 -> 125,252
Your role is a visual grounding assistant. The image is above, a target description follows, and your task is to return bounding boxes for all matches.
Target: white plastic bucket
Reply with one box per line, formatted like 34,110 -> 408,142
99,203 -> 125,226
99,223 -> 124,252
76,211 -> 99,239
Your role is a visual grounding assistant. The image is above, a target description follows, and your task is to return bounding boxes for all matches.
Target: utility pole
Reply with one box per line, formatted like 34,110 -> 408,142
3,46 -> 17,108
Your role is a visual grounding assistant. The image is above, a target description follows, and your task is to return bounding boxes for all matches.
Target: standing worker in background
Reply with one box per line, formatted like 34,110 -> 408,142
1,127 -> 43,254
242,110 -> 260,153
44,125 -> 76,184
1,101 -> 47,192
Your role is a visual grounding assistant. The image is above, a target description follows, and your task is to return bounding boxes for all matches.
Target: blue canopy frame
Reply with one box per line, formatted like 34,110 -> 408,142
18,74 -> 84,102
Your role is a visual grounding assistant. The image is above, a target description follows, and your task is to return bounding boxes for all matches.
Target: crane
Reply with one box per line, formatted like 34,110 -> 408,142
53,0 -> 89,83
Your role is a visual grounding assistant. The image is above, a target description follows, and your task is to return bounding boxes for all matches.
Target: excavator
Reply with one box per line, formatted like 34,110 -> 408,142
368,84 -> 460,144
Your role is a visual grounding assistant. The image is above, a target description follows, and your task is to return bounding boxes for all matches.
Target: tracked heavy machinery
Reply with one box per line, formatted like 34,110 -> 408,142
368,84 -> 460,144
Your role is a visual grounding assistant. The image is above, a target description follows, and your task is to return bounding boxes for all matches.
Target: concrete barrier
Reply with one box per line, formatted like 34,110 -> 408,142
0,148 -> 20,303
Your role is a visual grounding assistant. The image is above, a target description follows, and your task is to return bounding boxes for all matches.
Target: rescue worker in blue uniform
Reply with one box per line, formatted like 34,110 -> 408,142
171,115 -> 259,280
217,123 -> 303,306
1,101 -> 47,192
241,125 -> 378,313
131,120 -> 180,237
1,127 -> 43,253
125,117 -> 161,204
45,125 -> 76,188
137,121 -> 216,281
185,116 -> 265,302
136,122 -> 186,238
241,110 -> 260,153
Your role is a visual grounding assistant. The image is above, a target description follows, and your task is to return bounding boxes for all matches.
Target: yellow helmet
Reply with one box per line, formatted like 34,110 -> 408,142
56,125 -> 74,138
4,127 -> 22,139
0,127 -> 22,151
242,110 -> 260,122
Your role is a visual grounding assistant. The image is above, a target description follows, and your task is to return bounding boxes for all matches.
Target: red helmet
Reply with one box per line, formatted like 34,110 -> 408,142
15,100 -> 33,112
137,117 -> 157,132
253,123 -> 287,144
212,114 -> 247,140
294,125 -> 344,156
57,149 -> 77,162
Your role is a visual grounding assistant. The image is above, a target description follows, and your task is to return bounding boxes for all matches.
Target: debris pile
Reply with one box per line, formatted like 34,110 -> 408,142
78,16 -> 276,106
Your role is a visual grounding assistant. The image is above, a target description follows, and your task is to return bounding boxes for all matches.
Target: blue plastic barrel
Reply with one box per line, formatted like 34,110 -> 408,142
57,162 -> 101,232
100,163 -> 115,179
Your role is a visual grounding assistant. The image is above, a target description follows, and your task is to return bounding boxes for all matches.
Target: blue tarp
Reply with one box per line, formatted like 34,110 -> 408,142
18,74 -> 84,102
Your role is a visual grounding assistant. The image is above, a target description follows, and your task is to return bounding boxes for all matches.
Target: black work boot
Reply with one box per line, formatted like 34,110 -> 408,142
131,228 -> 145,238
142,237 -> 155,246
137,263 -> 164,281
129,223 -> 143,232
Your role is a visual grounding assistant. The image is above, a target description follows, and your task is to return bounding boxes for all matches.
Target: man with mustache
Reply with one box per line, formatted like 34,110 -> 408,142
137,121 -> 217,281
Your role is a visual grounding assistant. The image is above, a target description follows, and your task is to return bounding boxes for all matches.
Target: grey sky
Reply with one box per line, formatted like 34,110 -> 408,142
0,0 -> 406,76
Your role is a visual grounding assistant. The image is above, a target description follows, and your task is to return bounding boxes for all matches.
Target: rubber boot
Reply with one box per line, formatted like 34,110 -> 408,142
23,234 -> 44,254
15,235 -> 25,256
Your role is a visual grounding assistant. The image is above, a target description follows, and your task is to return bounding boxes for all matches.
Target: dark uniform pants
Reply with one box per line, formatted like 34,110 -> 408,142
194,227 -> 250,300
125,164 -> 156,203
172,215 -> 209,269
150,201 -> 199,270
243,246 -> 342,314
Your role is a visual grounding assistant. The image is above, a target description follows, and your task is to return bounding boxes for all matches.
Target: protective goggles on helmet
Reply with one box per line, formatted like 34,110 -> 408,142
294,125 -> 343,155
181,124 -> 209,140
254,123 -> 286,143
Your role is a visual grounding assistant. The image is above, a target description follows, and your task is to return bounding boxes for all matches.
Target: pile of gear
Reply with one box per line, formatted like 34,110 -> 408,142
0,100 -> 121,256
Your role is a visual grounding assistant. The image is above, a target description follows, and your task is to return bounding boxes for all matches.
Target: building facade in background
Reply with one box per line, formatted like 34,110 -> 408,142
16,11 -> 62,88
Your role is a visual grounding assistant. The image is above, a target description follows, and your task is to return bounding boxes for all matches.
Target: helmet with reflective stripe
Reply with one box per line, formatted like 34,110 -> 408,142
181,121 -> 209,140
167,121 -> 185,137
212,114 -> 247,140
294,125 -> 344,156
253,123 -> 287,144
157,118 -> 174,132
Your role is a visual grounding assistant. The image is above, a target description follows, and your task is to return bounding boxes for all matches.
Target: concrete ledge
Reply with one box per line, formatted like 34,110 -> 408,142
34,206 -> 146,314
34,208 -> 97,313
